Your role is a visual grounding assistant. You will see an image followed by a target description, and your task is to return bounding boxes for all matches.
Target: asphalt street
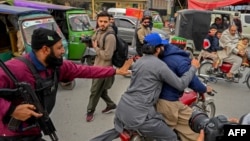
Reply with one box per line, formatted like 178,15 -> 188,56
42,66 -> 250,141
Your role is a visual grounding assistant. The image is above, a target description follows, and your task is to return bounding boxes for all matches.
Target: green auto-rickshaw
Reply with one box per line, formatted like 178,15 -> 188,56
14,0 -> 95,64
0,4 -> 68,61
0,4 -> 76,90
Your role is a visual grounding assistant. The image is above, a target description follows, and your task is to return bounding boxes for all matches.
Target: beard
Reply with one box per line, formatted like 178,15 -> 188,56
45,50 -> 63,68
99,26 -> 108,31
158,48 -> 164,59
143,24 -> 149,28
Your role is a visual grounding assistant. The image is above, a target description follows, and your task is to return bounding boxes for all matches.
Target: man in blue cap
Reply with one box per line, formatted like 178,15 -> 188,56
90,33 -> 200,141
157,39 -> 213,141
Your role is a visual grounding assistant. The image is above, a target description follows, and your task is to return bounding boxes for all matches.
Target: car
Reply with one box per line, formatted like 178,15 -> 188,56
89,15 -> 169,44
114,15 -> 168,44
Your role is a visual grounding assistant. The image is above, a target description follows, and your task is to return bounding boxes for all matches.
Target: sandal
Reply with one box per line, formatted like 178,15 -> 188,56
226,73 -> 233,78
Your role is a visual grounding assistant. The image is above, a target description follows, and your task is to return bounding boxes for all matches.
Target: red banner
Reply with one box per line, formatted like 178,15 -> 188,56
188,0 -> 249,10
125,8 -> 144,19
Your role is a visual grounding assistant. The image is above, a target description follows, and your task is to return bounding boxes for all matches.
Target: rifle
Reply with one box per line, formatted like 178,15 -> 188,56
0,59 -> 58,141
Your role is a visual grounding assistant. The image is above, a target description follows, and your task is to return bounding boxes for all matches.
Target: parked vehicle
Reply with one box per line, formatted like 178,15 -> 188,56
151,10 -> 164,29
240,13 -> 250,39
108,8 -> 164,29
119,76 -> 216,141
198,57 -> 250,89
175,9 -> 235,56
107,8 -> 126,16
0,4 -> 68,61
114,15 -> 168,44
0,4 -> 75,90
14,0 -> 95,62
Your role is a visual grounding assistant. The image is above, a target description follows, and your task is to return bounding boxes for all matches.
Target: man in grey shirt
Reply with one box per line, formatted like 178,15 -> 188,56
90,33 -> 200,141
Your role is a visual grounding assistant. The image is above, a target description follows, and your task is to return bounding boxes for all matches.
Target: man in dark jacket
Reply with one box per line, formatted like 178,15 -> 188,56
157,42 -> 213,141
199,26 -> 221,70
90,33 -> 200,141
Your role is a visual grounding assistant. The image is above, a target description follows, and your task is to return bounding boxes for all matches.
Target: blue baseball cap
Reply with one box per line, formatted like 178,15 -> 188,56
144,33 -> 168,47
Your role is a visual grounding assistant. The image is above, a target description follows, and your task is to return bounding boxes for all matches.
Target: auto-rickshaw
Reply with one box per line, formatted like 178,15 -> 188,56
14,0 -> 95,63
0,4 -> 68,60
0,4 -> 75,90
174,9 -> 235,56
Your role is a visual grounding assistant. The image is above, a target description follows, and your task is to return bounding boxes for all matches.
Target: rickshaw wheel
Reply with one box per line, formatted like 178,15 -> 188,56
59,80 -> 76,90
81,55 -> 95,65
80,57 -> 85,64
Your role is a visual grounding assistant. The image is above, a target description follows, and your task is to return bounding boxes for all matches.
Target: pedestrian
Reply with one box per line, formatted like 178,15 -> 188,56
89,33 -> 200,141
86,11 -> 117,122
135,16 -> 151,57
211,17 -> 226,31
109,14 -> 118,35
0,27 -> 130,140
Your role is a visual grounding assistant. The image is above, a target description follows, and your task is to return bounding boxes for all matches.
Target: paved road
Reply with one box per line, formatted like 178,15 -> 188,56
44,68 -> 250,141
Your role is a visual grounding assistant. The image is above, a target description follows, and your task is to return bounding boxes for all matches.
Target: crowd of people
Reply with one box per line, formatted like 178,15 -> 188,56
0,10 -> 249,141
199,22 -> 249,81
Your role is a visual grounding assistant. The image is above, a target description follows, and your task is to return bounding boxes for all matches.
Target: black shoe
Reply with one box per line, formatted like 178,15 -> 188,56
102,104 -> 117,114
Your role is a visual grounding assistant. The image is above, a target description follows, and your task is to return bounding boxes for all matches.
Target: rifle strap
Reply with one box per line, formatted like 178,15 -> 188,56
15,57 -> 43,89
15,56 -> 59,91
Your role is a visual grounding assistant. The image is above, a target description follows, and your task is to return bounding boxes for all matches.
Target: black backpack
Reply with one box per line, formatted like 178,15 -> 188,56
103,31 -> 128,68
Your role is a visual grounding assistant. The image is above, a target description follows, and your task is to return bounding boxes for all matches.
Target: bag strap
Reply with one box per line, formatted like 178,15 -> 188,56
103,31 -> 116,49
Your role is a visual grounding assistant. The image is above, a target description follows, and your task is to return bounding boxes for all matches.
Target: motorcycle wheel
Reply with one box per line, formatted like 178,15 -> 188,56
192,101 -> 216,118
203,101 -> 216,118
198,62 -> 213,76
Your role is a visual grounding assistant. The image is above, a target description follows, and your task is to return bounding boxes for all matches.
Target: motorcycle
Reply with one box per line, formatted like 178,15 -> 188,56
198,57 -> 250,89
119,76 -> 217,141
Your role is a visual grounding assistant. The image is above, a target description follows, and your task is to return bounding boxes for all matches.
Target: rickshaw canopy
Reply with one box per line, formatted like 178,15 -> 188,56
0,4 -> 49,16
14,0 -> 82,11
